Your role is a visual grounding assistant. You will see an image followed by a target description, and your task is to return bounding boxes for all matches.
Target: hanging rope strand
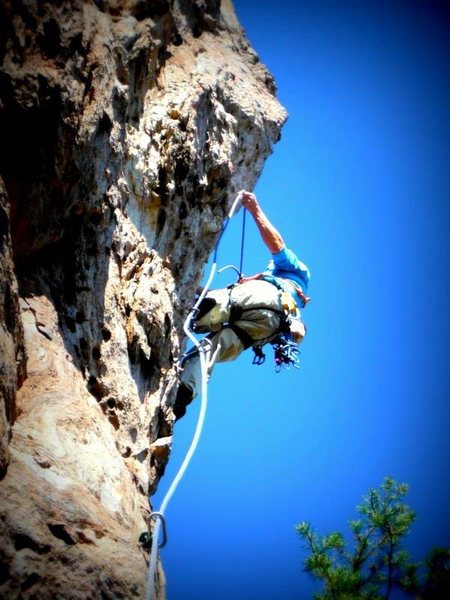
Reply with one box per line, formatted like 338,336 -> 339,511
146,349 -> 209,600
239,207 -> 247,279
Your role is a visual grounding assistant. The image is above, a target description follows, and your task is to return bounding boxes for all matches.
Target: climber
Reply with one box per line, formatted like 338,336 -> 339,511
174,191 -> 311,419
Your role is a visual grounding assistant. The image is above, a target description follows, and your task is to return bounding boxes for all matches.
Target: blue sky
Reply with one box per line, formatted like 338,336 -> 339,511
152,1 -> 450,598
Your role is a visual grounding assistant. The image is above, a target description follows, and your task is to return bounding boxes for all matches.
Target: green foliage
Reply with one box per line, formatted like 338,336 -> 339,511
295,477 -> 450,600
418,547 -> 450,599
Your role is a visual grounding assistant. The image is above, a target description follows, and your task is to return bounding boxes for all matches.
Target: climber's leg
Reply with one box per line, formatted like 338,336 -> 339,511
180,327 -> 244,394
174,328 -> 244,419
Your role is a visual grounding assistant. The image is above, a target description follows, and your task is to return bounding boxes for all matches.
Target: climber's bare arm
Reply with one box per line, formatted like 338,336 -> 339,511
241,191 -> 284,253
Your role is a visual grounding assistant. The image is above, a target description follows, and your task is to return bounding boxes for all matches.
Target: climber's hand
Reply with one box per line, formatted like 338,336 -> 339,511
241,191 -> 258,213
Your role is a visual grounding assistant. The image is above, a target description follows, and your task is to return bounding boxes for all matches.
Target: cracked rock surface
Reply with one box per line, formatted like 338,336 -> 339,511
0,1 -> 286,597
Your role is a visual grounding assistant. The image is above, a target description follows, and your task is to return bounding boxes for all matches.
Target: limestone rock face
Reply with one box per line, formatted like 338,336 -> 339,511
0,180 -> 26,477
0,1 -> 286,597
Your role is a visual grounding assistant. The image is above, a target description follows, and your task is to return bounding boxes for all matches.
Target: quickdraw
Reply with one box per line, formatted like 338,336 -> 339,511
272,336 -> 301,371
252,332 -> 301,371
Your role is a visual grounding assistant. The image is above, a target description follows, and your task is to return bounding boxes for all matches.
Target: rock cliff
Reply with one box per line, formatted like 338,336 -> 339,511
0,1 -> 286,597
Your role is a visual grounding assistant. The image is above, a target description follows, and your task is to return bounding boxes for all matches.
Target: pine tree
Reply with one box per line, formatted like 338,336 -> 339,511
296,477 -> 450,599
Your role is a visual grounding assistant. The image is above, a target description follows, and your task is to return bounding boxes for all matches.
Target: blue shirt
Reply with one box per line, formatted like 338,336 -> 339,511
262,246 -> 310,301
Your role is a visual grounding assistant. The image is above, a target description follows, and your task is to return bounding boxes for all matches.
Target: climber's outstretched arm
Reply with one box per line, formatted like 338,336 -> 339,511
241,191 -> 284,254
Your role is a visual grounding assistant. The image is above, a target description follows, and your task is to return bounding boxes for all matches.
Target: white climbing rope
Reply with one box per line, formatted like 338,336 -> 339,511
145,350 -> 208,600
145,190 -> 245,600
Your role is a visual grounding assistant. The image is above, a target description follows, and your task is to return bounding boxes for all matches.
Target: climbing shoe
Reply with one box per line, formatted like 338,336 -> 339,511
173,382 -> 194,421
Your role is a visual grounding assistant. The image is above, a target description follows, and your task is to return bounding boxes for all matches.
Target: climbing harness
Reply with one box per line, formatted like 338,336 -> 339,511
226,292 -> 303,371
191,288 -> 304,372
145,190 -> 246,600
